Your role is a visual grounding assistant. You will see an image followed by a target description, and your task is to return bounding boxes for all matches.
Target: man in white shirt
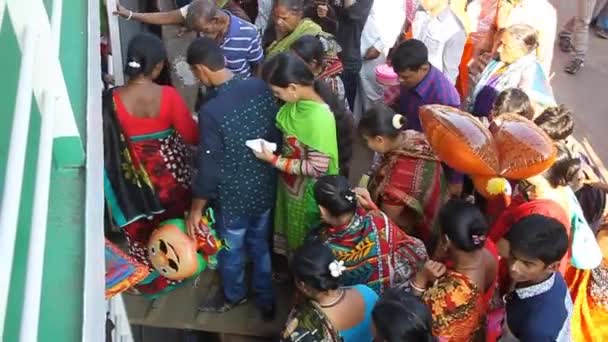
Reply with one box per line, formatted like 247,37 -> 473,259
411,0 -> 466,84
354,0 -> 405,116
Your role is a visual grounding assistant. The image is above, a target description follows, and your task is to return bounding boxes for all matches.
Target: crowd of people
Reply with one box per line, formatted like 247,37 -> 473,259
103,0 -> 608,341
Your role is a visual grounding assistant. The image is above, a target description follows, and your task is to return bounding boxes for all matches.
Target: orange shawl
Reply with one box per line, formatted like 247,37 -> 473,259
565,230 -> 608,341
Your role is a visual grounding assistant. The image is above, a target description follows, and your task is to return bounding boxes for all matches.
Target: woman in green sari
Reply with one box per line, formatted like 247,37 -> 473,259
255,52 -> 353,256
263,0 -> 325,58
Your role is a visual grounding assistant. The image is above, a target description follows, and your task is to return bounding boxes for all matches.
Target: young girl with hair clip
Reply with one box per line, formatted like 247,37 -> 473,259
411,199 -> 498,341
281,240 -> 379,342
358,104 -> 449,252
311,175 -> 428,294
254,52 -> 354,256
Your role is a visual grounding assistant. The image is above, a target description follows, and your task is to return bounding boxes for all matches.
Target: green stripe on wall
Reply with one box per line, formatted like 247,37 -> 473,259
0,10 -> 21,196
54,136 -> 85,169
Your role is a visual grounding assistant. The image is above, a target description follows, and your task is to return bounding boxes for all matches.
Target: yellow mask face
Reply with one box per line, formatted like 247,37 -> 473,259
147,223 -> 200,280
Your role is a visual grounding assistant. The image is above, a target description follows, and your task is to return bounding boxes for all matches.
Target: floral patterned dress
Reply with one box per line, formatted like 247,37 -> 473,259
422,271 -> 486,342
105,86 -> 198,296
368,131 -> 449,248
316,208 -> 428,294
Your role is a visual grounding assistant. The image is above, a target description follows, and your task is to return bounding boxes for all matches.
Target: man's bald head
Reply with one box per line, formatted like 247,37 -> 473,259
185,0 -> 229,39
185,0 -> 219,29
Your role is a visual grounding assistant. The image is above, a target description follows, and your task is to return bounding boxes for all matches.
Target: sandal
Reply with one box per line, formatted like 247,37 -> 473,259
595,27 -> 608,39
564,58 -> 584,75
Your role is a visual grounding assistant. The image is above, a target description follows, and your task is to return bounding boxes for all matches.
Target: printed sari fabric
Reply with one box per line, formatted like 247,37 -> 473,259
469,53 -> 555,117
273,100 -> 340,255
281,300 -> 341,342
120,129 -> 194,295
566,228 -> 608,342
319,208 -> 428,294
368,131 -> 449,247
103,89 -> 195,296
266,18 -> 323,58
273,136 -> 323,255
103,90 -> 164,228
105,239 -> 149,298
566,261 -> 608,342
315,34 -> 347,106
423,271 -> 486,342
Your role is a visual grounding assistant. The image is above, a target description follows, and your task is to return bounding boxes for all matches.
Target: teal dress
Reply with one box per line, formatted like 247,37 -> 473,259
340,285 -> 379,342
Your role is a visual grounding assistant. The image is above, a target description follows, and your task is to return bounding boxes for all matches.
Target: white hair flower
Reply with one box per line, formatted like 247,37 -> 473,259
128,61 -> 141,68
328,260 -> 346,278
392,114 -> 405,130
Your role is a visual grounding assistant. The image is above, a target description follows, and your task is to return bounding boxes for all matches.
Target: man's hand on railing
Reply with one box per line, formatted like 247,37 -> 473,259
113,2 -> 132,20
111,1 -> 187,26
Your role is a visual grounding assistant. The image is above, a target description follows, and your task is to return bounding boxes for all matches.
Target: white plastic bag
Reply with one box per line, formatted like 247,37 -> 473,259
569,189 -> 603,270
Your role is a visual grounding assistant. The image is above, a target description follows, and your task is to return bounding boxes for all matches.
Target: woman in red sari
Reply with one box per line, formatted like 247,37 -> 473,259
411,199 -> 498,342
103,33 -> 198,296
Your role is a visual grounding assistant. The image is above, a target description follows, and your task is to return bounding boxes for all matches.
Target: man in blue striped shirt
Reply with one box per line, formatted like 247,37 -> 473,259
115,0 -> 263,77
184,0 -> 263,77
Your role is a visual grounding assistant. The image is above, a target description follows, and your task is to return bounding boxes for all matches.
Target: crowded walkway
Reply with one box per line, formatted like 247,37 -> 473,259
103,0 -> 608,341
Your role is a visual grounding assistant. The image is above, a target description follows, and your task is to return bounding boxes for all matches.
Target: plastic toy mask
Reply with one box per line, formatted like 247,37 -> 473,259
147,219 -> 206,281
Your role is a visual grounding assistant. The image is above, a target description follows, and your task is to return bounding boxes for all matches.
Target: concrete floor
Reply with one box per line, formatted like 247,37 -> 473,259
551,0 -> 608,162
126,0 -> 608,340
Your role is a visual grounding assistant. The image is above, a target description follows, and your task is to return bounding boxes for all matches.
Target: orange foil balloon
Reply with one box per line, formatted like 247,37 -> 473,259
493,114 -> 557,179
420,105 -> 499,176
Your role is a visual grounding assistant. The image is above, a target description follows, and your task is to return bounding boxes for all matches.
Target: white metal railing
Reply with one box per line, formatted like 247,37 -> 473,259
0,0 -> 106,340
18,0 -> 61,339
83,0 -> 110,340
95,0 -> 134,339
0,0 -> 127,339
0,25 -> 37,341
